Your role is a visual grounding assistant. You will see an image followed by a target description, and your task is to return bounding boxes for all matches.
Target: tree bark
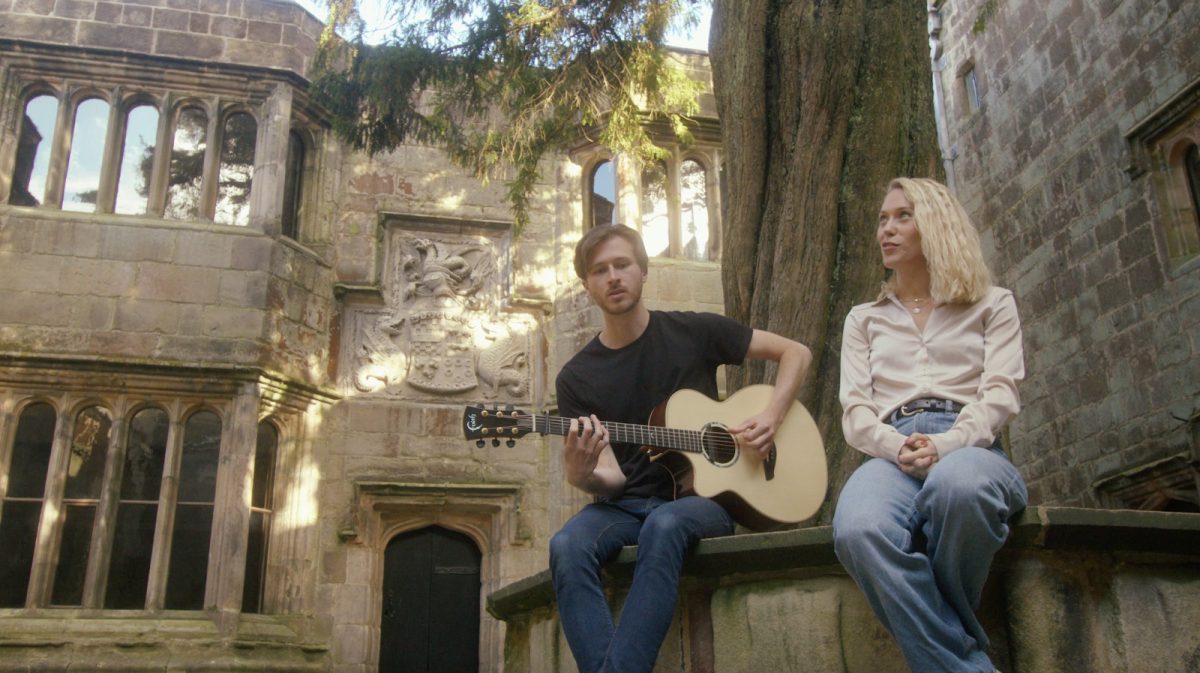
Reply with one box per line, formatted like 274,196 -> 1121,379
711,0 -> 941,524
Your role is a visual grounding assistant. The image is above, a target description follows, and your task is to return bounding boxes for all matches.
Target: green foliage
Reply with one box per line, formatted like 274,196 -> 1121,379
311,0 -> 707,232
972,0 -> 999,34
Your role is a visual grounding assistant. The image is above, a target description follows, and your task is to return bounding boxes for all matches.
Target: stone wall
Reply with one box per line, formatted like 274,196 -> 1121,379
489,508 -> 1200,673
0,0 -> 322,77
932,0 -> 1200,506
0,211 -> 333,383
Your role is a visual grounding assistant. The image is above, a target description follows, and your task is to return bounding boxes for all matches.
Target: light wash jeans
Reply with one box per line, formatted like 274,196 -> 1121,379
549,495 -> 734,673
833,410 -> 1027,673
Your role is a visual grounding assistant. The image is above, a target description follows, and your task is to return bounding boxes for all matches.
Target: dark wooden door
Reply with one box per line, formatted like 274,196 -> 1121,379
379,526 -> 481,673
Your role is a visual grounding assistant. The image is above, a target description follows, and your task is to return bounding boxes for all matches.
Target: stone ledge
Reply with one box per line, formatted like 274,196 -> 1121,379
486,506 -> 1200,620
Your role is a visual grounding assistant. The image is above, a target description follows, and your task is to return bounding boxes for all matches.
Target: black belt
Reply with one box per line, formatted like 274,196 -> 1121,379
889,398 -> 964,422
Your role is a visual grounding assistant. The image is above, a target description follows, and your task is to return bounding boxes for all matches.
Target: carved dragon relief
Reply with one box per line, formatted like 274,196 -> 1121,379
347,234 -> 533,402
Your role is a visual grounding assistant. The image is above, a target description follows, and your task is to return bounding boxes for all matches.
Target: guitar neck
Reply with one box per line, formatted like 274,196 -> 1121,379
533,414 -> 704,455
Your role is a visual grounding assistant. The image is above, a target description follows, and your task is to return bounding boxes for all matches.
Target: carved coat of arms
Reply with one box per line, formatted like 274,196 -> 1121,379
346,233 -> 533,402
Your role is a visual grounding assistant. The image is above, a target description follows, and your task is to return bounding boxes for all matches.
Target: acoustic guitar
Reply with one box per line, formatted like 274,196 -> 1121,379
462,384 -> 827,531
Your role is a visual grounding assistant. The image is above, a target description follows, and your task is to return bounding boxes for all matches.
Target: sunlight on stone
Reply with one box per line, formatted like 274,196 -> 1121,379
438,192 -> 465,209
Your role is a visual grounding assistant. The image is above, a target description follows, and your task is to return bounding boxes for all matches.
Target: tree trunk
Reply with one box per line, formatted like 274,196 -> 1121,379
710,0 -> 941,524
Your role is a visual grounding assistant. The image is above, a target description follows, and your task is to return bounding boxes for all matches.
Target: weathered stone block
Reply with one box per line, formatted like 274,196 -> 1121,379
87,329 -> 159,356
0,13 -> 77,42
711,578 -> 906,673
187,10 -> 208,32
238,0 -> 295,23
136,261 -> 220,303
208,14 -> 244,37
120,3 -> 151,25
52,0 -> 95,19
0,290 -> 73,327
100,225 -> 174,261
0,253 -> 62,293
59,258 -> 136,296
11,0 -> 52,13
246,17 -> 280,43
216,269 -> 268,308
151,6 -> 189,30
114,297 -> 180,334
230,235 -> 272,270
154,29 -> 223,59
174,229 -> 234,268
201,304 -> 264,339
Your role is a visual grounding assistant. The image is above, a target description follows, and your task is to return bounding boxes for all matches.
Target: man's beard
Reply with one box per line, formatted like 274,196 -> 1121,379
600,285 -> 642,315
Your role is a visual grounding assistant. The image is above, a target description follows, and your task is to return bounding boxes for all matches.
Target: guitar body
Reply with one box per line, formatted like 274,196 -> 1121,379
658,385 -> 827,530
460,384 -> 827,531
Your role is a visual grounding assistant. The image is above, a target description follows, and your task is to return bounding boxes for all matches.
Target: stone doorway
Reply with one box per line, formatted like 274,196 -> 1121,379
379,525 -> 481,673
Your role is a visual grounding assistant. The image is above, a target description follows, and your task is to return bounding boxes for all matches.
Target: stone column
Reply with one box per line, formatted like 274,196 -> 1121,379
615,152 -> 641,227
94,91 -> 124,214
706,147 -> 722,259
207,380 -> 260,633
41,87 -> 72,209
249,82 -> 294,237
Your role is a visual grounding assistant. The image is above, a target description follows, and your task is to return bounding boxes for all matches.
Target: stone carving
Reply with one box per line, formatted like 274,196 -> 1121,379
346,230 -> 534,402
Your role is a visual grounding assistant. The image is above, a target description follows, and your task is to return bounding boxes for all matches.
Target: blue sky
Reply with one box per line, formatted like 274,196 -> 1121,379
292,0 -> 713,51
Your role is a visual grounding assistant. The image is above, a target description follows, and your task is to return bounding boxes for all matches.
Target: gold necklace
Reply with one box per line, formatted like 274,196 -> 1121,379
899,296 -> 929,314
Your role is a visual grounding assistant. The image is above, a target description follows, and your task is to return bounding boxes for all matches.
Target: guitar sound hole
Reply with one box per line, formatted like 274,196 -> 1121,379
700,423 -> 738,467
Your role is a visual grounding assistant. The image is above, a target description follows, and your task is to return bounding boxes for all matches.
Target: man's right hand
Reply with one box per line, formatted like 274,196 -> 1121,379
564,415 -> 625,495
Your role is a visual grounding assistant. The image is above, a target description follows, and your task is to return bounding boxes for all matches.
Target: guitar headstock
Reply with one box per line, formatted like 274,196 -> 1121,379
462,404 -> 532,447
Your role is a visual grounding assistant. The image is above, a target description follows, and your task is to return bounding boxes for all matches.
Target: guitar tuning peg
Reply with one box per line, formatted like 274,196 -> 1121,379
506,439 -> 515,448
491,438 -> 500,447
476,440 -> 485,448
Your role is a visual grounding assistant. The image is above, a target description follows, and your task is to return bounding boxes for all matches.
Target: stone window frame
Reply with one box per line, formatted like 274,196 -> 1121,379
0,376 -> 308,616
1126,77 -> 1200,273
0,49 -> 324,244
957,57 -> 983,116
575,143 -> 723,262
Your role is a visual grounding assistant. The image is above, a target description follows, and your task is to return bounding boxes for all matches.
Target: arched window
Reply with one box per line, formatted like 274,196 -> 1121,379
105,406 -> 169,609
680,159 -> 710,261
1186,142 -> 1200,232
590,160 -> 616,228
242,421 -> 278,613
164,410 -> 221,610
62,97 -> 111,213
9,94 -> 58,207
114,104 -> 159,216
164,106 -> 208,221
281,130 -> 306,240
51,405 -> 113,606
215,112 -> 257,226
0,403 -> 56,607
641,160 -> 670,256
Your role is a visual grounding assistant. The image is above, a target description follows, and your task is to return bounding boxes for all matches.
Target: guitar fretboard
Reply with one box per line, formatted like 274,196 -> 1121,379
530,414 -> 706,455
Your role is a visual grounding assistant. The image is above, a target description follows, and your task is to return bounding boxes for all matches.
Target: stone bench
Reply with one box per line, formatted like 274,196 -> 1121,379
488,506 -> 1200,673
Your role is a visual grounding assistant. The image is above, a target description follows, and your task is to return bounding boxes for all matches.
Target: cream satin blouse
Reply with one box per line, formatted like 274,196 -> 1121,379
839,286 -> 1024,462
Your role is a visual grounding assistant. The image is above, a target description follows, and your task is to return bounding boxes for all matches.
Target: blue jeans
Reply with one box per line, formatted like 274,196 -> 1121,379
832,410 -> 1027,673
549,495 -> 735,673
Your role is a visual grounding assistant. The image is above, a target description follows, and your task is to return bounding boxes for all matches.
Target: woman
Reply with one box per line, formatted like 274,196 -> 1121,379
833,177 -> 1028,673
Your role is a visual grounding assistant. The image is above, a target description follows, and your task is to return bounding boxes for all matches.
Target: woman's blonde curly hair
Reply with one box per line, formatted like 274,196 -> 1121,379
879,177 -> 992,304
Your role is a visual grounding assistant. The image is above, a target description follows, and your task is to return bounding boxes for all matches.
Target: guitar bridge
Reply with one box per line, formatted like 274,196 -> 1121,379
763,444 -> 776,481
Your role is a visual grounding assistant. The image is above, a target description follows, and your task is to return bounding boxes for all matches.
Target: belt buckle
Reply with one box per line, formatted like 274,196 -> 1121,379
898,404 -> 922,417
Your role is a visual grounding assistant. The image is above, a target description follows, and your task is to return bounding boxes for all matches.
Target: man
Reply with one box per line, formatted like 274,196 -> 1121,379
549,224 -> 812,673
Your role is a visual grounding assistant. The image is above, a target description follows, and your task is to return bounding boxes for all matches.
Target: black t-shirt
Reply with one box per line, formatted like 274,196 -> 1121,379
555,311 -> 753,500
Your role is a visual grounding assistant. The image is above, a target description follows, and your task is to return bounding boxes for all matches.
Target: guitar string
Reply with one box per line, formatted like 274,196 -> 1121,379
501,413 -> 742,452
